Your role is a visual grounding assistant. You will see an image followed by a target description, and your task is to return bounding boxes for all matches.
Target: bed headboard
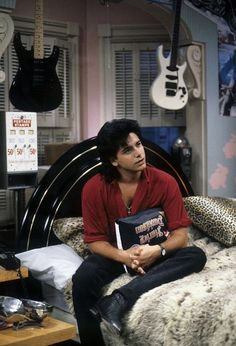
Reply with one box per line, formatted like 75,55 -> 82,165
18,137 -> 194,251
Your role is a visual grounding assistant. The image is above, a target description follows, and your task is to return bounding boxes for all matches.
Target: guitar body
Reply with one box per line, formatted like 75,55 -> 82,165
9,33 -> 62,112
150,45 -> 188,110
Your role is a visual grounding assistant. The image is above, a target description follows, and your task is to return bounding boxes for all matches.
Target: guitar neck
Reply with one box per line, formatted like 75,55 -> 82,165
34,0 -> 44,59
170,0 -> 182,69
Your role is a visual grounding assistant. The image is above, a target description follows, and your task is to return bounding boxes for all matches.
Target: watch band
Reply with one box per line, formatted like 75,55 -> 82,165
159,244 -> 166,257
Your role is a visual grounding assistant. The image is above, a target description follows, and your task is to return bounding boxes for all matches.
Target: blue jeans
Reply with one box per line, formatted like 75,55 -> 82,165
72,246 -> 206,346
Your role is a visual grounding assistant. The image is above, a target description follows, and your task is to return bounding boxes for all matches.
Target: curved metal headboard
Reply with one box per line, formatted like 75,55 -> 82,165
18,137 -> 194,251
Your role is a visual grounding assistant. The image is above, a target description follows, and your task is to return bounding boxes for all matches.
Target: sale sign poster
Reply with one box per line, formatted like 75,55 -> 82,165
6,112 -> 38,173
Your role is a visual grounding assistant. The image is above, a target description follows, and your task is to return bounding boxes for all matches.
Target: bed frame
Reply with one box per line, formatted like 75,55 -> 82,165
18,137 -> 194,251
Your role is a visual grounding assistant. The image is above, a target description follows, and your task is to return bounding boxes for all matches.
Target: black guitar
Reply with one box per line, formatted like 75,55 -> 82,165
9,0 -> 62,112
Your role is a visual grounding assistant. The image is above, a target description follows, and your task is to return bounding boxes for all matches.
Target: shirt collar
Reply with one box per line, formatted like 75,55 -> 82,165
110,166 -> 150,185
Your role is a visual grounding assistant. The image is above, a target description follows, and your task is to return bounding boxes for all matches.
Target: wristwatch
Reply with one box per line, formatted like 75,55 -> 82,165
159,244 -> 166,257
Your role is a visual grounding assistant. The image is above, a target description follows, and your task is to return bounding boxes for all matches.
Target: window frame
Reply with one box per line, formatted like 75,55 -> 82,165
99,23 -> 186,127
0,17 -> 80,223
1,16 -> 80,165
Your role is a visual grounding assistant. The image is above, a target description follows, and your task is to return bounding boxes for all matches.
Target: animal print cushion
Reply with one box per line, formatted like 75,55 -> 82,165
52,217 -> 90,258
184,196 -> 236,246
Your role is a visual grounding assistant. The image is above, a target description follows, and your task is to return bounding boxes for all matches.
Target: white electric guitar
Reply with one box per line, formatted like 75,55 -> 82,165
150,0 -> 188,110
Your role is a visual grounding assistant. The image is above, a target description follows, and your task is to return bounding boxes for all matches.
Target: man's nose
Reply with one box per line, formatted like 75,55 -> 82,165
134,148 -> 142,157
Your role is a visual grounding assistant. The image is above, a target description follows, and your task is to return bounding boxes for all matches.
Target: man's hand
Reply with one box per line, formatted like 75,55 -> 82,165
88,228 -> 188,275
128,227 -> 188,273
130,244 -> 160,271
124,246 -> 146,275
125,245 -> 159,275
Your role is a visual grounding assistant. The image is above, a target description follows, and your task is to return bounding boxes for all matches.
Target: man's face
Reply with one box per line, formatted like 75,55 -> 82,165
111,132 -> 146,173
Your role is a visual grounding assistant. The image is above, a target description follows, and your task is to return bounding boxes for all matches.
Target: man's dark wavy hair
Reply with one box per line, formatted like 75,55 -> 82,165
96,118 -> 143,182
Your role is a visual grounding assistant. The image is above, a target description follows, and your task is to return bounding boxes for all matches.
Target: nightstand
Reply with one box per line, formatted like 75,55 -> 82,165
0,266 -> 29,298
0,268 -> 77,345
0,267 -> 28,283
0,316 -> 77,345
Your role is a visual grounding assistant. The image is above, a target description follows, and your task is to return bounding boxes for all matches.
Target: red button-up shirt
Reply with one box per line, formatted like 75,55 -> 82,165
82,165 -> 191,244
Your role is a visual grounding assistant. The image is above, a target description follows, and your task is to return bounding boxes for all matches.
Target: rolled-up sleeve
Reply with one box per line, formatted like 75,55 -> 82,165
82,176 -> 110,243
162,175 -> 192,231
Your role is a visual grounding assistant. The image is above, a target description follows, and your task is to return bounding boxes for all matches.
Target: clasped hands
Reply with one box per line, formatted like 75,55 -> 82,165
126,244 -> 159,275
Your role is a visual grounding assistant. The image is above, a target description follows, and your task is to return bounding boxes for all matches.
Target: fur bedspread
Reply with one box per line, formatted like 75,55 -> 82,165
64,236 -> 236,346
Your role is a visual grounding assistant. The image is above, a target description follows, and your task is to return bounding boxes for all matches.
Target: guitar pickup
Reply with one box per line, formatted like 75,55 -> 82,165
167,66 -> 179,72
165,82 -> 177,89
166,90 -> 176,96
166,75 -> 178,81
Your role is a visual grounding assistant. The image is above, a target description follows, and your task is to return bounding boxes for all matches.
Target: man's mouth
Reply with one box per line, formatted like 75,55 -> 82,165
136,158 -> 145,165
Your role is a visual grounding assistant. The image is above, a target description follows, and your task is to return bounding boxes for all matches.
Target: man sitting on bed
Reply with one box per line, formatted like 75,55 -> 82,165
72,118 -> 207,346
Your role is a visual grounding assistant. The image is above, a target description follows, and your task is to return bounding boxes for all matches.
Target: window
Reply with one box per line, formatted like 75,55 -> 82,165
101,25 -> 186,127
1,17 -> 80,165
0,190 -> 13,222
112,42 -> 162,122
0,17 -> 79,223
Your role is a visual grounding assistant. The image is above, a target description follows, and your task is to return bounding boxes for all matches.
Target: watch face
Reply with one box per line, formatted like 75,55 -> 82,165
161,247 -> 166,256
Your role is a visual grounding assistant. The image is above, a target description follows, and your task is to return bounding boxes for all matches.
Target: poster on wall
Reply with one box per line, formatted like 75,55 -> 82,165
218,5 -> 236,117
5,112 -> 38,173
185,1 -> 236,117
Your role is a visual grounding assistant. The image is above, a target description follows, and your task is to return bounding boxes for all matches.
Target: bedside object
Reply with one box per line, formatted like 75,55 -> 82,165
0,316 -> 77,346
0,267 -> 29,299
0,267 -> 28,283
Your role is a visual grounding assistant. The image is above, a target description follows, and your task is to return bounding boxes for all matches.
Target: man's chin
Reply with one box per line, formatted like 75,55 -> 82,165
136,162 -> 146,170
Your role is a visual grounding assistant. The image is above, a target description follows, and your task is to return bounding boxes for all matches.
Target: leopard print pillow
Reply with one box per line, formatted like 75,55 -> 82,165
183,197 -> 236,247
53,217 -> 90,258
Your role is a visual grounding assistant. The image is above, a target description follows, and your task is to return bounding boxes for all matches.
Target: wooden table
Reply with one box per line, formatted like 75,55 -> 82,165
0,316 -> 77,346
0,267 -> 28,283
0,268 -> 77,344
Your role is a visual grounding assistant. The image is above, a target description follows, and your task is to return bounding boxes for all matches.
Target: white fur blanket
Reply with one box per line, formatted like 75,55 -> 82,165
64,237 -> 236,346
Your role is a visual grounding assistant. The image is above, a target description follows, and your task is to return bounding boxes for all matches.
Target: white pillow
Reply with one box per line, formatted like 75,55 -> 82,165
16,244 -> 83,291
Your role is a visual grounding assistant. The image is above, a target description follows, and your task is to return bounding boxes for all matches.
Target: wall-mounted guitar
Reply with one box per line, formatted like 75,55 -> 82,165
9,0 -> 62,112
150,0 -> 188,110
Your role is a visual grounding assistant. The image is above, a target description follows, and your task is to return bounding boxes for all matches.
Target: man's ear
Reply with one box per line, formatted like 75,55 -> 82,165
110,157 -> 118,167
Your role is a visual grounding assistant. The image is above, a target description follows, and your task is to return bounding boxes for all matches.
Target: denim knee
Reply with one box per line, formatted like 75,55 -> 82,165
72,258 -> 98,296
188,246 -> 207,272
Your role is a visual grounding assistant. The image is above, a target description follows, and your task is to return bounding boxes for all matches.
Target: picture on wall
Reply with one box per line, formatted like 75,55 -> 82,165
185,0 -> 236,117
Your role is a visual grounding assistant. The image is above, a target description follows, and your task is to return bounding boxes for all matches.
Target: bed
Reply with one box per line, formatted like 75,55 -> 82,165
17,137 -> 236,346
